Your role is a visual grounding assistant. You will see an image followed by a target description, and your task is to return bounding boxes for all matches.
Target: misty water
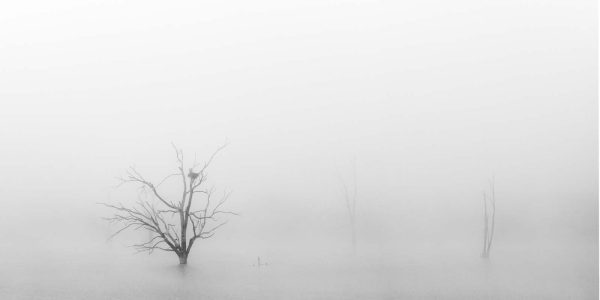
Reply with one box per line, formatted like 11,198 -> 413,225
0,238 -> 595,299
0,0 -> 597,299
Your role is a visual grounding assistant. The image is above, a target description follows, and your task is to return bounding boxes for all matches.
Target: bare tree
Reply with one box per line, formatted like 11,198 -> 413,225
102,144 -> 236,265
481,176 -> 496,259
337,160 -> 358,252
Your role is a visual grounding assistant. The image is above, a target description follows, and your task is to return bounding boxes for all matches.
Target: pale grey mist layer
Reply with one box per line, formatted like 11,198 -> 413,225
0,0 -> 597,299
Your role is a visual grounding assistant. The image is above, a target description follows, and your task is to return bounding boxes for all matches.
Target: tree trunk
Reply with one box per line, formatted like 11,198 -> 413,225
178,253 -> 188,265
351,222 -> 356,253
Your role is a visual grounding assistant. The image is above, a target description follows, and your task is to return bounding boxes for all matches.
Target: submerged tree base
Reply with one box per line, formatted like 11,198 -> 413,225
179,255 -> 188,265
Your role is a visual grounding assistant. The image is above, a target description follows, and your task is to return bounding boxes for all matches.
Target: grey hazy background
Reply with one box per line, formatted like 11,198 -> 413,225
0,0 -> 597,299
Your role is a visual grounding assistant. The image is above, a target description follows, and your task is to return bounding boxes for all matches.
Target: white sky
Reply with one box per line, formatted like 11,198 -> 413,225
0,0 -> 596,254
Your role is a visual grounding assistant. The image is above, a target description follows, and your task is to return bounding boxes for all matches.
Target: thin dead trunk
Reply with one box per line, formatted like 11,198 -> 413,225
487,179 -> 496,255
481,177 -> 496,259
337,160 -> 358,253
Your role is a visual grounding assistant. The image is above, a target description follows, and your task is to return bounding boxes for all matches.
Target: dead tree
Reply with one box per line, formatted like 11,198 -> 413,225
481,177 -> 496,259
337,161 -> 358,252
102,144 -> 236,265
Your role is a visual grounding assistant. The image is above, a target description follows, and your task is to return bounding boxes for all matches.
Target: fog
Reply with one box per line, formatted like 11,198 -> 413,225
0,0 -> 597,299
